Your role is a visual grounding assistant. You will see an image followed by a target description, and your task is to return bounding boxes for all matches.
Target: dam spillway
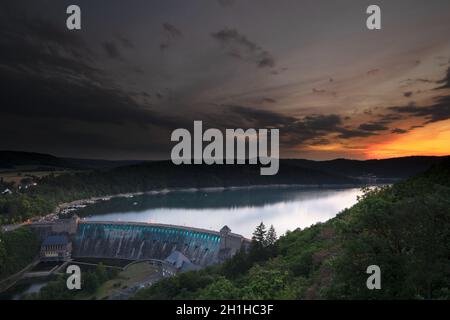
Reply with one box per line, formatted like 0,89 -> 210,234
68,221 -> 248,266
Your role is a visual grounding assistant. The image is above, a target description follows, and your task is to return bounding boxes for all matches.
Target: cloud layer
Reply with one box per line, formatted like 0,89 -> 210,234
212,28 -> 275,68
1,1 -> 450,160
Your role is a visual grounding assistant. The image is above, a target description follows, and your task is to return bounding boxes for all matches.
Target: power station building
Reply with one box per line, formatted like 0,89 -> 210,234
40,235 -> 72,262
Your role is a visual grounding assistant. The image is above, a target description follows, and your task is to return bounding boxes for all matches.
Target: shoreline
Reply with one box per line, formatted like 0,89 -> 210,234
3,181 -> 393,226
55,182 -> 388,218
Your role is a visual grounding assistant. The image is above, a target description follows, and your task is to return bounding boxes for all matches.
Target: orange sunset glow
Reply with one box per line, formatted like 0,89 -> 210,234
366,119 -> 450,159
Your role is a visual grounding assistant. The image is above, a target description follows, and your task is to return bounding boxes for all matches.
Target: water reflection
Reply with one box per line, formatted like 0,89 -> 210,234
81,187 -> 363,238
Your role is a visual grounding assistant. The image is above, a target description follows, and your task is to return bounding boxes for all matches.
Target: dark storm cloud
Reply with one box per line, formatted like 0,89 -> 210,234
0,65 -> 187,128
103,42 -> 122,60
223,105 -> 297,127
2,1 -> 448,160
258,56 -> 275,68
270,113 -> 343,145
0,5 -> 97,80
336,128 -> 376,139
212,28 -> 275,68
392,128 -> 408,134
0,7 -> 184,128
367,69 -> 380,76
358,122 -> 388,131
309,138 -> 331,146
359,113 -> 407,134
213,29 -> 252,47
116,35 -> 134,49
312,88 -> 337,97
288,114 -> 377,141
436,67 -> 450,89
401,78 -> 434,87
300,114 -> 342,131
270,67 -> 288,76
389,104 -> 421,114
215,105 -> 378,147
0,114 -> 174,159
0,3 -> 193,158
378,114 -> 403,122
221,107 -> 343,138
262,98 -> 277,104
163,23 -> 183,38
435,56 -> 449,62
160,23 -> 182,51
129,91 -> 151,99
389,95 -> 450,123
103,36 -> 134,59
0,3 -> 89,57
404,91 -> 413,98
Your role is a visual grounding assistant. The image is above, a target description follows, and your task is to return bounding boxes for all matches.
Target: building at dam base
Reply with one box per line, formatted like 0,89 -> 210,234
31,218 -> 249,271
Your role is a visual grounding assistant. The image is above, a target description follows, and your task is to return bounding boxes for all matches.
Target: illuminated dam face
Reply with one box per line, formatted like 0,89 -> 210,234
72,222 -> 245,266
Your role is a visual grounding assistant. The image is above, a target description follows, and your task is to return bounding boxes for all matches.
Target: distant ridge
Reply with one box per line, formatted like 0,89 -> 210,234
0,150 -> 449,180
284,156 -> 450,179
0,150 -> 69,169
0,150 -> 144,170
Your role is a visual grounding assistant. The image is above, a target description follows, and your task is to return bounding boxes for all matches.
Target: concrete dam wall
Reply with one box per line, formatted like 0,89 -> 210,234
72,221 -> 247,266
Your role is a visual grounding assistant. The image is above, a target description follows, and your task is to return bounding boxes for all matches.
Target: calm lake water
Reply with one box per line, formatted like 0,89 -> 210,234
79,186 -> 363,238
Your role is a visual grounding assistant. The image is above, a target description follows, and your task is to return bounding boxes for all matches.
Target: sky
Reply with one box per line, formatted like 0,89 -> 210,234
1,0 -> 450,160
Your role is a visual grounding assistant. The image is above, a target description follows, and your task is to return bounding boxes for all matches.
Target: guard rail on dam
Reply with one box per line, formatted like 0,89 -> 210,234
31,219 -> 249,267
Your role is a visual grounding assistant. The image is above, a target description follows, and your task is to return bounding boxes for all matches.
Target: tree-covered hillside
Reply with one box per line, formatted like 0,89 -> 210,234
0,227 -> 41,281
134,161 -> 450,300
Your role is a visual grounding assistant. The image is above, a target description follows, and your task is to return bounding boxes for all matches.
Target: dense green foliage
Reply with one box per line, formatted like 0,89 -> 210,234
325,163 -> 450,299
0,193 -> 56,225
0,227 -> 41,280
134,161 -> 450,300
28,263 -> 118,300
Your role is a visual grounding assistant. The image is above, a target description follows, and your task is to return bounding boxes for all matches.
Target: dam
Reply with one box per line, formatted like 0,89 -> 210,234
31,217 -> 250,268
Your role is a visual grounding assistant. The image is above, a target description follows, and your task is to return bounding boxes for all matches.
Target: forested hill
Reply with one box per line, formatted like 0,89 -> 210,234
0,150 -> 141,170
284,155 -> 450,179
0,151 -> 70,169
134,160 -> 450,300
1,150 -> 448,176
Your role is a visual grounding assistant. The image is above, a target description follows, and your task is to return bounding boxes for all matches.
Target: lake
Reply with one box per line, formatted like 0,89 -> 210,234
78,186 -> 363,238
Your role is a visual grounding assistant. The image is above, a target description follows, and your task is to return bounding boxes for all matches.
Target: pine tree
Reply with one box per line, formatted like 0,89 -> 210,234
266,225 -> 277,246
252,222 -> 267,244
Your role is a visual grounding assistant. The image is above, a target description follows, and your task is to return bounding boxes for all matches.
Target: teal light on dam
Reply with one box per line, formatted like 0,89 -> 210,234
74,222 -> 224,266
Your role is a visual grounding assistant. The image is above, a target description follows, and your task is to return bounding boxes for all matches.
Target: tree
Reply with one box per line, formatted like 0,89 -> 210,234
240,265 -> 292,299
0,239 -> 7,276
95,263 -> 108,283
221,249 -> 252,278
0,227 -> 41,280
266,225 -> 277,246
83,271 -> 100,294
197,277 -> 240,300
252,222 -> 267,245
